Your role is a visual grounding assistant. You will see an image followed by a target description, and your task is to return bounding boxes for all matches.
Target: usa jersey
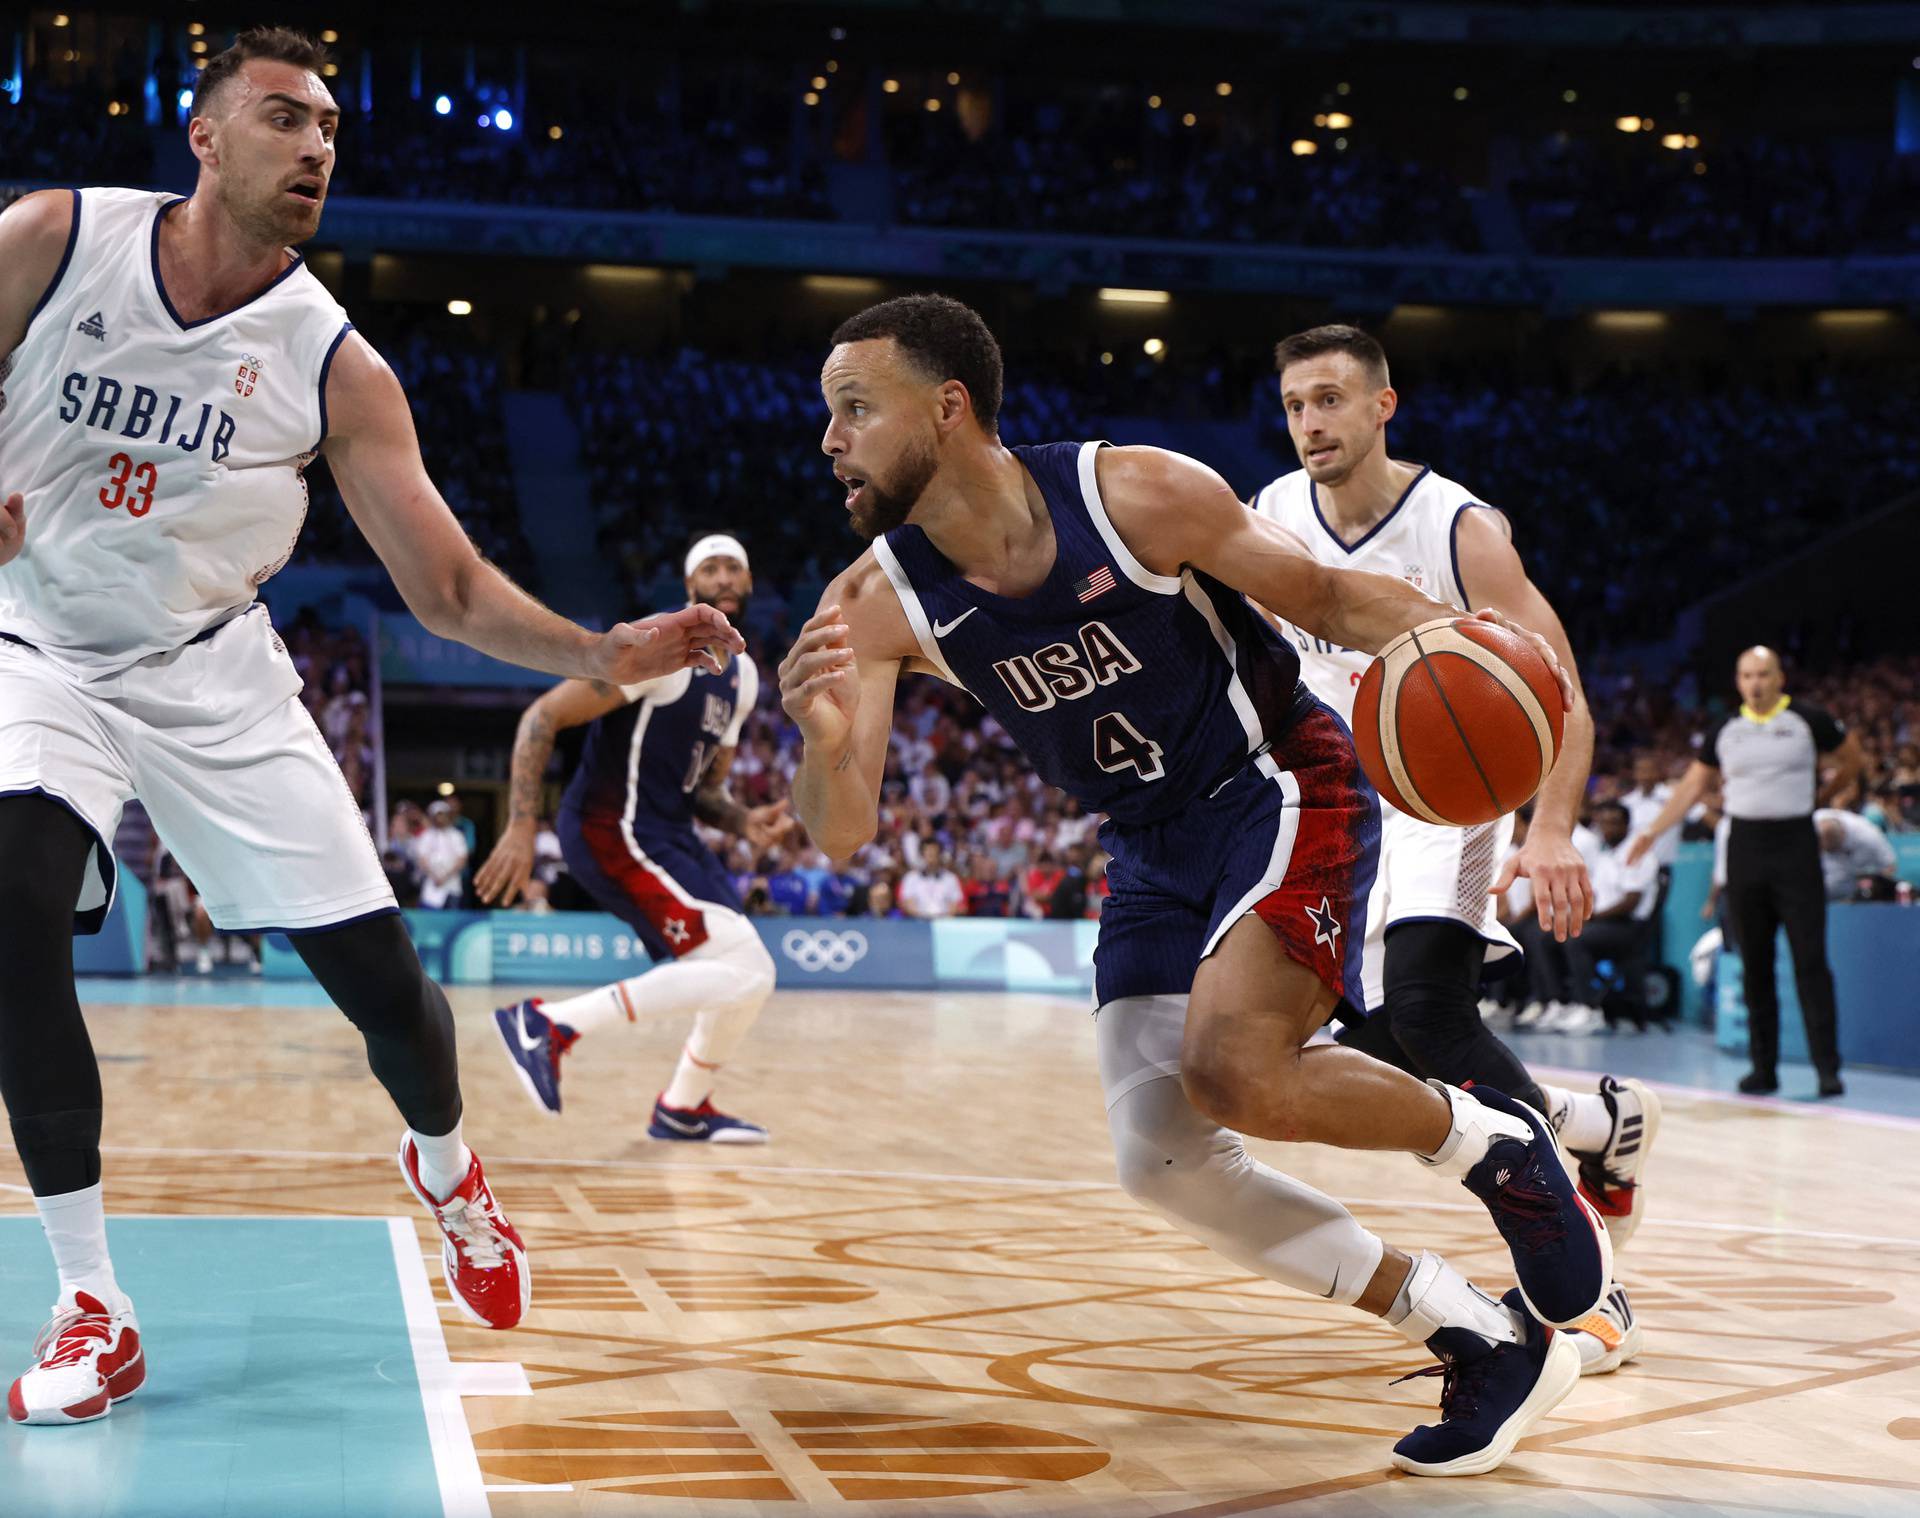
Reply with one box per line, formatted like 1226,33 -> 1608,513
0,188 -> 353,680
1252,463 -> 1499,725
560,651 -> 758,831
876,441 -> 1303,827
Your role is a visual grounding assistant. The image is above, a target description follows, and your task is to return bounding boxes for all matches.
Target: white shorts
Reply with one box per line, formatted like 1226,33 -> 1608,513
1358,802 -> 1519,1013
0,608 -> 396,935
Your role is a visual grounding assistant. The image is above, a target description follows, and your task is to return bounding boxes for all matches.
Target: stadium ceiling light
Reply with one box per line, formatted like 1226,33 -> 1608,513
1314,113 -> 1328,127
947,71 -> 960,85
1452,86 -> 1469,101
1290,138 -> 1318,155
1685,133 -> 1699,147
494,108 -> 512,129
811,75 -> 827,89
803,91 -> 820,106
1563,88 -> 1577,103
1215,81 -> 1232,96
547,124 -> 563,140
1661,133 -> 1685,149
1693,161 -> 1707,175
803,274 -> 885,295
52,13 -> 69,26
924,97 -> 941,112
446,300 -> 472,316
1100,351 -> 1113,365
1614,115 -> 1642,132
1815,309 -> 1894,327
826,60 -> 838,72
1143,337 -> 1166,357
177,88 -> 193,109
187,22 -> 205,36
434,95 -> 451,115
1181,111 -> 1197,126
322,63 -> 339,77
1592,310 -> 1667,330
191,40 -> 207,54
1098,288 -> 1171,305
1335,136 -> 1348,150
1336,81 -> 1351,95
1326,111 -> 1352,129
321,29 -> 339,43
882,78 -> 899,93
1148,94 -> 1162,108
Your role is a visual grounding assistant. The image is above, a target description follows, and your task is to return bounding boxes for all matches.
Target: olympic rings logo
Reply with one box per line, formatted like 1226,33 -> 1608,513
780,929 -> 870,973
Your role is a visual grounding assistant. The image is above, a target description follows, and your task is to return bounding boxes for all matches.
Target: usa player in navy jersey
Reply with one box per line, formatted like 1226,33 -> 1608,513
479,535 -> 789,1142
0,27 -> 739,1424
780,295 -> 1608,1475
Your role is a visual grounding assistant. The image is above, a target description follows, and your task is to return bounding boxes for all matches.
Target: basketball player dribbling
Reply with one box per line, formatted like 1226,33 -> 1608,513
478,533 -> 790,1141
1252,326 -> 1659,1373
779,294 -> 1610,1475
0,28 -> 739,1425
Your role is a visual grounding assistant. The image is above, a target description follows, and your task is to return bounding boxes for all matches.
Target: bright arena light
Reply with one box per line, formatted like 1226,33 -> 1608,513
1142,337 -> 1165,356
1098,288 -> 1171,305
434,95 -> 451,115
1615,115 -> 1642,132
446,300 -> 472,316
1290,138 -> 1318,156
177,89 -> 193,110
494,108 -> 513,130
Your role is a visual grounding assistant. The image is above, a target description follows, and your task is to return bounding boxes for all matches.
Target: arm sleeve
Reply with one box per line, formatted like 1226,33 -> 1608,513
1798,701 -> 1846,753
1697,718 -> 1726,769
722,655 -> 758,747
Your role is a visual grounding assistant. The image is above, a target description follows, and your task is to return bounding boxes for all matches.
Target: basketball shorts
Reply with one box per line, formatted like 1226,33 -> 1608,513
556,807 -> 744,961
1095,695 -> 1380,1014
0,608 -> 395,935
1357,802 -> 1520,1013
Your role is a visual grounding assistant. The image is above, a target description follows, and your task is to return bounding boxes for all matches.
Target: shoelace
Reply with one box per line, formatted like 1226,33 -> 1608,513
33,1308 -> 112,1369
436,1194 -> 508,1271
1391,1352 -> 1494,1421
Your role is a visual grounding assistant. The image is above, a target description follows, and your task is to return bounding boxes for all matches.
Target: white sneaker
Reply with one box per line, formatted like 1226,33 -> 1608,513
1555,1005 -> 1606,1035
1576,1076 -> 1662,1249
7,1288 -> 145,1425
194,947 -> 214,975
1570,1285 -> 1642,1375
1514,1000 -> 1548,1028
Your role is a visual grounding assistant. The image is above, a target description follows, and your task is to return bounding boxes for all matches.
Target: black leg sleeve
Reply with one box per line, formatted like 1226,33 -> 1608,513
0,796 -> 106,1195
1382,919 -> 1549,1115
293,912 -> 463,1137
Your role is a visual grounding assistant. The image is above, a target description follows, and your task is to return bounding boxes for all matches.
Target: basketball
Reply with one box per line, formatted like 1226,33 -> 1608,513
1351,617 -> 1565,827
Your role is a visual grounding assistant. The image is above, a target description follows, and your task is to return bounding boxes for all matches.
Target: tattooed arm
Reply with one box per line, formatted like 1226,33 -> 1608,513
694,746 -> 796,849
472,677 -> 629,906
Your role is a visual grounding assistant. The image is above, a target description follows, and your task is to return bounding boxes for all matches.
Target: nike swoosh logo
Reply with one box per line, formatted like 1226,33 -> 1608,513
655,1110 -> 706,1135
513,1012 -> 544,1053
932,607 -> 978,637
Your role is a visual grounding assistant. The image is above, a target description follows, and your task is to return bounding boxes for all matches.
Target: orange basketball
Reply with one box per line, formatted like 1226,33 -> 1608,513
1351,617 -> 1565,827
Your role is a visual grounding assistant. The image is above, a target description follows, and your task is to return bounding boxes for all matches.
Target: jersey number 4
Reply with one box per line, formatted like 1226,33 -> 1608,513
99,453 -> 157,518
1093,711 -> 1165,782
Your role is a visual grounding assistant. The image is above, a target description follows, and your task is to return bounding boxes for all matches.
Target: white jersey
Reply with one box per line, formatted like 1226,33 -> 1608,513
0,187 -> 351,681
1251,463 -> 1500,725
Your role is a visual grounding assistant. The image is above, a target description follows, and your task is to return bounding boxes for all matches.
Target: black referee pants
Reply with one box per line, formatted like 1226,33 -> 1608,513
1726,817 -> 1840,1081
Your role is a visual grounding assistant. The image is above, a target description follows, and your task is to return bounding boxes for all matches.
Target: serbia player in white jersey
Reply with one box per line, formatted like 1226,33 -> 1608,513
1253,325 -> 1657,1371
476,534 -> 790,1141
0,28 -> 738,1425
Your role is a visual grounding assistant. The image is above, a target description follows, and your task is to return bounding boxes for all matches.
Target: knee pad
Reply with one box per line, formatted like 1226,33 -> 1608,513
689,913 -> 776,1004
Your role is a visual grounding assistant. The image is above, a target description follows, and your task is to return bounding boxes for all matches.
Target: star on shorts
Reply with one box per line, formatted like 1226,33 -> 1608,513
663,917 -> 690,945
1304,896 -> 1341,952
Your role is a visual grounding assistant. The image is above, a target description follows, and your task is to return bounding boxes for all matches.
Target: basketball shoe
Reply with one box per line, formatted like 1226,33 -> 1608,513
648,1096 -> 768,1144
1456,1084 -> 1612,1327
8,1288 -> 145,1425
1390,1289 -> 1580,1477
399,1134 -> 530,1329
1569,1284 -> 1642,1376
1574,1076 -> 1662,1250
494,998 -> 577,1116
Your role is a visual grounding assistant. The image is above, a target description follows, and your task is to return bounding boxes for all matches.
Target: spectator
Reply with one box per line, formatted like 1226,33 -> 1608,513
960,852 -> 1012,918
414,800 -> 471,909
1815,808 -> 1899,901
1022,850 -> 1065,920
900,845 -> 965,920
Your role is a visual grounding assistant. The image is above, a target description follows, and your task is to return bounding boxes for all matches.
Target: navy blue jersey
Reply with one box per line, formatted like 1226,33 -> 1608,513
559,650 -> 758,830
875,441 -> 1305,827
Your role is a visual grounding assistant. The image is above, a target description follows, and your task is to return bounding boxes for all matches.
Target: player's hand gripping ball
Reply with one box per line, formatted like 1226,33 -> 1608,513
1352,614 -> 1566,827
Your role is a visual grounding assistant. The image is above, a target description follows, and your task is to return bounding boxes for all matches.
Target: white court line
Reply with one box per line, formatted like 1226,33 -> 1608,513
78,1144 -> 1920,1249
1524,1062 -> 1920,1133
482,1485 -> 575,1494
387,1216 -> 493,1518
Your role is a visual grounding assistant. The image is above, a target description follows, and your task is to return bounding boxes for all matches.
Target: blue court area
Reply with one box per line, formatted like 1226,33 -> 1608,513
0,1217 -> 446,1518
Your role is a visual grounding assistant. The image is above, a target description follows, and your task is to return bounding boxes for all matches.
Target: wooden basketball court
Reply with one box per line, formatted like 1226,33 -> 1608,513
3,983 -> 1915,1516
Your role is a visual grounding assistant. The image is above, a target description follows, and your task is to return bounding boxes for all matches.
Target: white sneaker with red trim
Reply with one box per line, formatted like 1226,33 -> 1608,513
398,1133 -> 530,1330
8,1288 -> 145,1425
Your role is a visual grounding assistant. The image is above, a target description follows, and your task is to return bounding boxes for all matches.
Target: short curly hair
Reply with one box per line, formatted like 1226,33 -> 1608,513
193,26 -> 331,118
831,294 -> 1004,435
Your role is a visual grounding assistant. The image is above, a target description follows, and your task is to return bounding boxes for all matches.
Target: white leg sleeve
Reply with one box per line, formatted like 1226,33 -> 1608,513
678,911 -> 777,1068
1097,996 -> 1385,1307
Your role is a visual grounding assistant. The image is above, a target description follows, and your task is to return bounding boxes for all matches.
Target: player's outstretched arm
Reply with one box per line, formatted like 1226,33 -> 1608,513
322,334 -> 743,684
474,677 -> 628,906
1094,446 -> 1574,707
780,559 -> 909,861
1457,509 -> 1597,939
0,191 -> 81,568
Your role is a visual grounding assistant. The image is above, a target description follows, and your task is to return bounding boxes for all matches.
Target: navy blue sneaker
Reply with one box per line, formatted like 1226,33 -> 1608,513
1390,1289 -> 1580,1477
648,1097 -> 768,1144
493,999 -> 577,1116
1460,1084 -> 1611,1327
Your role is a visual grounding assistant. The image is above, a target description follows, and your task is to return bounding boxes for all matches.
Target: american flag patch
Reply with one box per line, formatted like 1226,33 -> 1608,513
1074,565 -> 1117,603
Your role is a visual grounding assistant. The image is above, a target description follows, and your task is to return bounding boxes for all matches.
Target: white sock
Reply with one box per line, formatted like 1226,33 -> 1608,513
410,1122 -> 471,1204
34,1183 -> 124,1309
661,1045 -> 719,1110
1418,1080 -> 1536,1178
545,959 -> 755,1037
1541,1083 -> 1615,1154
1387,1250 -> 1520,1346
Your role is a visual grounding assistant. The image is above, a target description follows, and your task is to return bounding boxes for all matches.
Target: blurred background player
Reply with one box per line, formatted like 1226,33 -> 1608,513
1253,326 -> 1658,1369
479,535 -> 790,1142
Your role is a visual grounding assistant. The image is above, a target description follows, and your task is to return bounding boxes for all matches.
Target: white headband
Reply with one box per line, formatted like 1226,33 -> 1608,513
684,533 -> 750,580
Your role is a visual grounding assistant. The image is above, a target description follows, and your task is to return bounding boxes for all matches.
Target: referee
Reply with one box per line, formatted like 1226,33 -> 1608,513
1629,647 -> 1863,1097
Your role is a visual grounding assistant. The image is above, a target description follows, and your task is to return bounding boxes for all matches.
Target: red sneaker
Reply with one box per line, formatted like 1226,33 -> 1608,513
398,1135 -> 531,1330
8,1289 -> 145,1425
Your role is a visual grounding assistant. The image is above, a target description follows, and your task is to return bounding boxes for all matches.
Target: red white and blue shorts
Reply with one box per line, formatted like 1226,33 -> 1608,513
557,807 -> 743,961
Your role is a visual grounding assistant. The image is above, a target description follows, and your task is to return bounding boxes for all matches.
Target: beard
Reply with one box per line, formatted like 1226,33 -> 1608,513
221,174 -> 321,249
695,590 -> 746,617
849,435 -> 938,540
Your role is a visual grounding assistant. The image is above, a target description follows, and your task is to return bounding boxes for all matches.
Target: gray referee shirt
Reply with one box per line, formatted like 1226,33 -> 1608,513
1699,699 -> 1846,820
